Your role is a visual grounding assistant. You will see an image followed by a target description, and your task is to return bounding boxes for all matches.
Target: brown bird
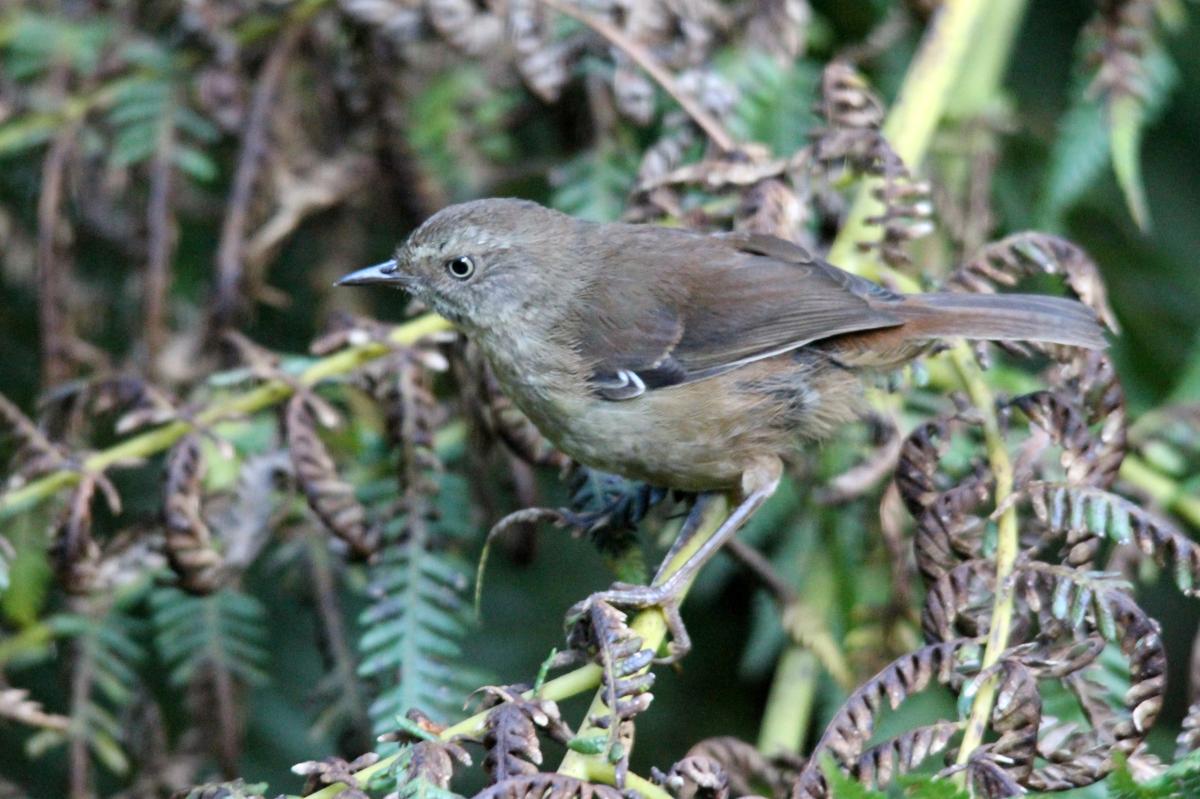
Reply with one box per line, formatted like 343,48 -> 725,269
338,198 -> 1106,657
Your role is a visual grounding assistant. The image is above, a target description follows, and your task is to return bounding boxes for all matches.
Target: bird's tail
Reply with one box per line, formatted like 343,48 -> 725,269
897,292 -> 1108,349
824,292 -> 1108,369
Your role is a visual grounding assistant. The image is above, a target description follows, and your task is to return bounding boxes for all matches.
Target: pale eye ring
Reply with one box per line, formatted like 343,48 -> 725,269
445,255 -> 475,280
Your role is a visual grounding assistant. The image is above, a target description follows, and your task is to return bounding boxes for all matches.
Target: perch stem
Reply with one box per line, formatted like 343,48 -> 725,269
301,496 -> 730,799
556,495 -> 731,778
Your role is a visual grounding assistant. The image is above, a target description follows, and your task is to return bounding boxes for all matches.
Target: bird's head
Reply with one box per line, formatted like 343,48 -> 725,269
336,198 -> 576,331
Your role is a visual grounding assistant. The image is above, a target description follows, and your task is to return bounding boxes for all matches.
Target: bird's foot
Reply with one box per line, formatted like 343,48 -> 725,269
565,582 -> 691,664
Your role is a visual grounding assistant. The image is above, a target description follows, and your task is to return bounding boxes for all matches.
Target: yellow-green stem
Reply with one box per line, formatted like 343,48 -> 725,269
302,496 -> 730,799
557,495 -> 730,778
756,646 -> 819,757
949,344 -> 1019,772
0,313 -> 453,520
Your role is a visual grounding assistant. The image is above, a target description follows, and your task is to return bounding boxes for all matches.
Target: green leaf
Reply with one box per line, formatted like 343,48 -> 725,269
174,144 -> 218,182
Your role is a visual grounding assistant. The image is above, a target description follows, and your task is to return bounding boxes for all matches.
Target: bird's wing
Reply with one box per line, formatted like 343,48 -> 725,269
577,230 -> 907,400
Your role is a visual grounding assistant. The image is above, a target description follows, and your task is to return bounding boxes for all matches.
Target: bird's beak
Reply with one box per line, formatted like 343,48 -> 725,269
334,260 -> 412,288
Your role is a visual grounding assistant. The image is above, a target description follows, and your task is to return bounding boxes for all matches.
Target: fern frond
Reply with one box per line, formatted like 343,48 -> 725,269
150,586 -> 270,687
36,597 -> 146,778
551,135 -> 641,222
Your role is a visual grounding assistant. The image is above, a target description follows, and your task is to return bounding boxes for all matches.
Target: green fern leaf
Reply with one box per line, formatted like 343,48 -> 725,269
150,586 -> 270,688
40,598 -> 146,776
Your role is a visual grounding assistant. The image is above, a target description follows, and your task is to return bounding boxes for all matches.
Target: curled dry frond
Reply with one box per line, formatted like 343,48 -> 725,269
852,721 -> 960,792
1019,481 -> 1200,597
894,418 -> 954,516
944,232 -> 1118,333
1045,350 -> 1127,489
477,685 -> 571,783
683,737 -> 790,798
574,601 -> 656,734
292,753 -> 380,799
1025,587 -> 1165,791
163,435 -> 225,594
812,61 -> 932,266
792,639 -> 983,798
1012,389 -> 1122,489
427,0 -> 504,56
51,473 -> 120,594
508,0 -> 571,102
921,560 -> 999,644
0,390 -> 66,481
386,734 -> 475,796
912,475 -> 992,583
1085,0 -> 1160,103
1178,702 -> 1200,758
285,393 -> 378,559
657,754 -> 729,799
474,773 -> 623,799
894,416 -> 995,582
812,61 -> 885,164
975,659 -> 1042,785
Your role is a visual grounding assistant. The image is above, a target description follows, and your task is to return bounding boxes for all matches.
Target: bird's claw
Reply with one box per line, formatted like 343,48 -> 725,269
564,583 -> 692,664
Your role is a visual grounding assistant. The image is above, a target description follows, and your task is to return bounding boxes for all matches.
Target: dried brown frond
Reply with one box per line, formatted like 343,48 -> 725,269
474,773 -> 624,799
51,473 -> 120,594
212,22 -> 307,333
683,737 -> 789,798
292,753 -> 380,799
163,435 -> 225,594
477,685 -> 571,783
944,232 -> 1119,333
508,0 -> 571,102
744,0 -> 811,62
1178,701 -> 1200,758
0,686 -> 70,732
810,61 -> 933,267
1028,587 -> 1164,790
657,754 -> 730,799
0,391 -> 67,482
921,560 -> 998,644
1086,0 -> 1159,103
912,467 -> 992,582
574,600 -> 656,733
427,0 -> 505,56
1019,481 -> 1200,597
852,721 -> 960,791
1012,388 -> 1122,489
388,737 -> 472,799
286,394 -> 378,559
792,639 -> 983,798
1045,351 -> 1127,489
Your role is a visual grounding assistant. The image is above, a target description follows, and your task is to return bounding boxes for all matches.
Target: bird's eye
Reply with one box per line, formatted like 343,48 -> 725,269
445,256 -> 475,280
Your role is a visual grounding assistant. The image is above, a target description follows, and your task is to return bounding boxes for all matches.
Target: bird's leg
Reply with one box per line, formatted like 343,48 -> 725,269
566,457 -> 783,663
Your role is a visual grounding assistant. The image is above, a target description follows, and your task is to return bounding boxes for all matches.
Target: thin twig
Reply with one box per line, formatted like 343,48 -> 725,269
37,70 -> 79,388
211,21 -> 306,333
144,101 -> 177,374
724,537 -> 797,605
537,0 -> 737,153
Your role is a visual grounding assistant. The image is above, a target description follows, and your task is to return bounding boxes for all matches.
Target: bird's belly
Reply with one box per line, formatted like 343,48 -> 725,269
505,358 -> 851,492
